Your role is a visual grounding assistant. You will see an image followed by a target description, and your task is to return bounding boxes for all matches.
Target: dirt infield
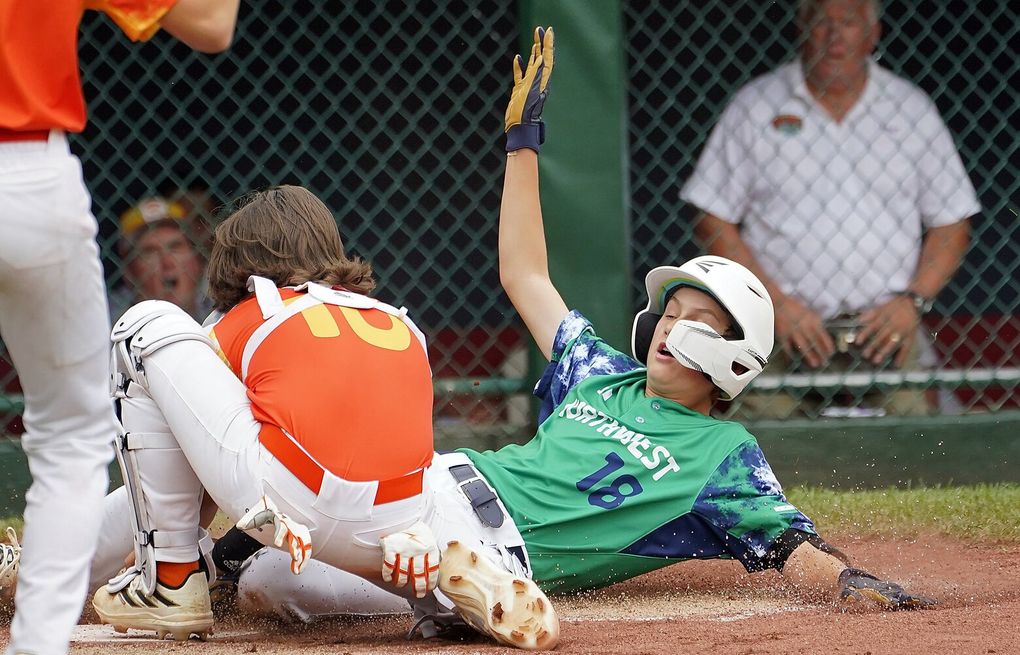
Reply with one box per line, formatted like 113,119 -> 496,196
3,533 -> 1018,654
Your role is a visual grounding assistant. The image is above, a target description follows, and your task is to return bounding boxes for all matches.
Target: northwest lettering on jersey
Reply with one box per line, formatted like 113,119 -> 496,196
557,399 -> 681,481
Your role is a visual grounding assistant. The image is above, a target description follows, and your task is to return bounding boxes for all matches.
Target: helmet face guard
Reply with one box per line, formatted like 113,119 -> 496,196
665,320 -> 766,400
631,257 -> 774,400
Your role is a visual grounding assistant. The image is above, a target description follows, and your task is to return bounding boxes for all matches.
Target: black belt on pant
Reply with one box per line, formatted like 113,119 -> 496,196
449,463 -> 505,528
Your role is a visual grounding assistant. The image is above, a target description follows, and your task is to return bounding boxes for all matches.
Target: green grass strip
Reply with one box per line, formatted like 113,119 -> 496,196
787,483 -> 1020,542
2,484 -> 1019,545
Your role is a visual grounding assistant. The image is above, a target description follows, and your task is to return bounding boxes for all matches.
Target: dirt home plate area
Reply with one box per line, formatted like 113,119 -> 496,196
3,535 -> 1017,655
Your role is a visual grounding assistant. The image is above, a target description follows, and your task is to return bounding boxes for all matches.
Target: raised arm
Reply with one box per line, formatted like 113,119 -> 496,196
499,27 -> 568,360
160,0 -> 240,53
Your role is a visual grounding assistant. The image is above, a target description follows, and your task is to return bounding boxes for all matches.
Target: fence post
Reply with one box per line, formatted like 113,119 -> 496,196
516,0 -> 632,354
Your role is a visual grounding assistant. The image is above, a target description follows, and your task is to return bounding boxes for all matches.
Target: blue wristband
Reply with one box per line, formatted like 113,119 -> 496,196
506,123 -> 545,153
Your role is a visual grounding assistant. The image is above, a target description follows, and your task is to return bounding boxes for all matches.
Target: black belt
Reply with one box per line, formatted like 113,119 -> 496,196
449,463 -> 505,528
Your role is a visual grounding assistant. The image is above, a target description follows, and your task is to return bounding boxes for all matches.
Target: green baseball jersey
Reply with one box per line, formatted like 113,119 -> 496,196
464,311 -> 814,594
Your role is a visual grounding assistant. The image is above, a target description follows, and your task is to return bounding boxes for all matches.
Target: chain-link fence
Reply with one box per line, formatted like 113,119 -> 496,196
1,1 -> 1017,442
1,0 -> 530,444
626,0 -> 1019,419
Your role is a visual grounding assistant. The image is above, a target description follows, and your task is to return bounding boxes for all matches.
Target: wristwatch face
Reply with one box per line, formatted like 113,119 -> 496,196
910,293 -> 933,313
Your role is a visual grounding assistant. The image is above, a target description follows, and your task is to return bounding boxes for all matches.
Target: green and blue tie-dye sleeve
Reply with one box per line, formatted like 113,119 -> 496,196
692,440 -> 816,571
533,310 -> 641,423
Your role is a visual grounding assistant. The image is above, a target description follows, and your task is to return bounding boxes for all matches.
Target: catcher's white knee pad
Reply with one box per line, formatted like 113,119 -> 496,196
111,300 -> 212,398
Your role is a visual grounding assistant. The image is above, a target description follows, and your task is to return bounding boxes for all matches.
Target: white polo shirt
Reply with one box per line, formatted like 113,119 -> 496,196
681,59 -> 980,319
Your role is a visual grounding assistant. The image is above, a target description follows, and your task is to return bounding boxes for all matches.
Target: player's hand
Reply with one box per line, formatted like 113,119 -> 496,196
505,26 -> 554,152
380,521 -> 440,598
857,296 -> 919,366
236,496 -> 312,575
775,294 -> 835,368
837,568 -> 936,610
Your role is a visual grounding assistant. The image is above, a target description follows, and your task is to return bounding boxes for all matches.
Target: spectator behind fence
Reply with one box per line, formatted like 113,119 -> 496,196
111,196 -> 212,321
681,0 -> 979,418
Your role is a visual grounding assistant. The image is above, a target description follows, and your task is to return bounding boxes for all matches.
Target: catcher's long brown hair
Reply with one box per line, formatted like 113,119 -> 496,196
207,185 -> 375,311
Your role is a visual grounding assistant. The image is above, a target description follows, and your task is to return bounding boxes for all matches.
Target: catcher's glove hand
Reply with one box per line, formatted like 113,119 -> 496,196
505,26 -> 554,153
838,567 -> 936,610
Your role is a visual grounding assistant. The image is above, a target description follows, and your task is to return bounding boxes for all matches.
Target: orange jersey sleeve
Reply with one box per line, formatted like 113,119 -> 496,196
85,0 -> 177,41
211,289 -> 434,482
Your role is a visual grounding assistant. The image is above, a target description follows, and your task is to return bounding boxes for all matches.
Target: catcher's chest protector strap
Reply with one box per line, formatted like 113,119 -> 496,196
239,276 -> 429,380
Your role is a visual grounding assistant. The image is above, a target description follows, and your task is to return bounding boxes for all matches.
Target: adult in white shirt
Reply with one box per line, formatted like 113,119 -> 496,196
681,0 -> 979,416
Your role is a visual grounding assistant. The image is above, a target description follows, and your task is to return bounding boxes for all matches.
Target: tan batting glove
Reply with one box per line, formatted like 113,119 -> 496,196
236,495 -> 312,575
380,520 -> 440,598
504,26 -> 554,152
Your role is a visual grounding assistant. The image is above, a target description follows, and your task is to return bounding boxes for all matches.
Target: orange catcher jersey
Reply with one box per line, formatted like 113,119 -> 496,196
209,284 -> 434,483
0,0 -> 175,132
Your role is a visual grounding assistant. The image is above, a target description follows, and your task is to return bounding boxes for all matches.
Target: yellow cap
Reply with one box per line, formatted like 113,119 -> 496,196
119,197 -> 187,237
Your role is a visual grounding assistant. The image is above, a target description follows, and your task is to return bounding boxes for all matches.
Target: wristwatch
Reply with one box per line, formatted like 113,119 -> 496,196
901,291 -> 934,314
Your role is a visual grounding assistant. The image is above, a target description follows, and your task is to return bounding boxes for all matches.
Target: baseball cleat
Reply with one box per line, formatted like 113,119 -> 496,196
93,569 -> 213,641
438,540 -> 559,651
0,527 -> 21,600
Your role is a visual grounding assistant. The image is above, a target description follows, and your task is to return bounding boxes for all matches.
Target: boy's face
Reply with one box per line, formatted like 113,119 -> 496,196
644,287 -> 732,401
126,223 -> 204,312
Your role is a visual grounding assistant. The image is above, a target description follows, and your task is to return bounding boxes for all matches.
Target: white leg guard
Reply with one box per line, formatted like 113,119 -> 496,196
91,487 -> 217,593
107,394 -> 205,597
107,301 -> 212,596
110,300 -> 213,398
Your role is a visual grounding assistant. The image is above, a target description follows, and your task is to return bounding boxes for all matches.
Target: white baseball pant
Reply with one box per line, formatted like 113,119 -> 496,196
229,452 -> 530,623
90,452 -> 531,624
0,132 -> 117,655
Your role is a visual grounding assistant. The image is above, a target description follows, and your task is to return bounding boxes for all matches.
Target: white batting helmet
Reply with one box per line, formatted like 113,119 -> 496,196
630,256 -> 774,400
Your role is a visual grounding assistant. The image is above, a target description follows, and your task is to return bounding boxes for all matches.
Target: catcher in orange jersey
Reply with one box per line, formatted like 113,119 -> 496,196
0,2 -> 236,653
91,185 -> 436,637
90,185 -> 558,649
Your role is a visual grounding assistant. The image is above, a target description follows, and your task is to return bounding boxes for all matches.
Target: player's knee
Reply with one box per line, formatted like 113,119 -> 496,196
111,300 -> 209,353
111,300 -> 212,392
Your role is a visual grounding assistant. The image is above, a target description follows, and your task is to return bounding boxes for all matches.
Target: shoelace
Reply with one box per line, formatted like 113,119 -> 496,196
1,527 -> 22,582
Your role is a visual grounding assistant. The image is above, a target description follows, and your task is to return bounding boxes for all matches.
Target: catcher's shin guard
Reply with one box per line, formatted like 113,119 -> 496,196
108,401 -> 204,597
108,300 -> 212,596
198,526 -> 216,583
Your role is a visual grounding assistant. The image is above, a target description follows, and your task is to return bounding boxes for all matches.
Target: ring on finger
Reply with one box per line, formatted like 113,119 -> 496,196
889,333 -> 902,344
